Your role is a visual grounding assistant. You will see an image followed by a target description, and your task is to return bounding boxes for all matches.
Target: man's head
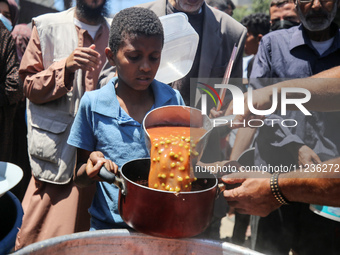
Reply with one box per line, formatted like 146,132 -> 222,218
76,0 -> 108,24
270,0 -> 300,30
241,13 -> 270,55
206,0 -> 236,16
294,0 -> 339,32
168,0 -> 205,14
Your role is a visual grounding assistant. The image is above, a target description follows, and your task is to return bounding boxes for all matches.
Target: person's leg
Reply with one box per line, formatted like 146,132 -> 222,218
294,203 -> 340,255
253,204 -> 299,255
232,212 -> 250,246
15,177 -> 94,250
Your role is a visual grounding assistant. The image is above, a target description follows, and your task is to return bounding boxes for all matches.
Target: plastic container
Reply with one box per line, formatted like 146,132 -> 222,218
155,13 -> 199,84
0,161 -> 23,198
0,191 -> 24,254
310,204 -> 340,222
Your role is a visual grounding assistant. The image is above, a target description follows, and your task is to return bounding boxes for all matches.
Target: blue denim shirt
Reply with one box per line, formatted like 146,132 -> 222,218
68,77 -> 185,229
249,24 -> 340,167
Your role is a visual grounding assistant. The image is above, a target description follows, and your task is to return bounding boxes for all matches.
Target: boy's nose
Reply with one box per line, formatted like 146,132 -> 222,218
140,60 -> 151,72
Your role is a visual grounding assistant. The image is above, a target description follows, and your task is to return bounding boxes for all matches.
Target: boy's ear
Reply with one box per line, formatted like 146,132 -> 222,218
105,47 -> 116,66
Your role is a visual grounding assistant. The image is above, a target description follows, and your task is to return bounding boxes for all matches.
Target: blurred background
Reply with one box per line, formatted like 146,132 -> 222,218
18,0 -> 273,24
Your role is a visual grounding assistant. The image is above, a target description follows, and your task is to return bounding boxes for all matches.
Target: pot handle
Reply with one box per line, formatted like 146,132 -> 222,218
98,166 -> 127,196
216,180 -> 241,198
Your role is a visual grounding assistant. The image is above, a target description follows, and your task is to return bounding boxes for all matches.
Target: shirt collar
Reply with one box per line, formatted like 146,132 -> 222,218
289,23 -> 340,55
93,77 -> 176,119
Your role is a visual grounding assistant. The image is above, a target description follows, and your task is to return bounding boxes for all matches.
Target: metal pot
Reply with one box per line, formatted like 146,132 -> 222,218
13,229 -> 264,255
100,158 -> 218,238
97,105 -> 236,238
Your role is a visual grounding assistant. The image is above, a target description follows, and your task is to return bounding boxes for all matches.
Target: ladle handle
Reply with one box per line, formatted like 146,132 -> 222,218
98,166 -> 126,195
98,166 -> 116,184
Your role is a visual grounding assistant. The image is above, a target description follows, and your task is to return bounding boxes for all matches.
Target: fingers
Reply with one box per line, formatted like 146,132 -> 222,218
87,151 -> 118,181
89,151 -> 105,163
221,174 -> 246,184
73,48 -> 102,70
66,45 -> 102,73
104,160 -> 119,175
209,107 -> 223,118
312,154 -> 322,164
86,157 -> 102,178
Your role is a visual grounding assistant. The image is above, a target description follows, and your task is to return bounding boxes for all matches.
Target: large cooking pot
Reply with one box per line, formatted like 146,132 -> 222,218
13,229 -> 264,255
100,158 -> 218,238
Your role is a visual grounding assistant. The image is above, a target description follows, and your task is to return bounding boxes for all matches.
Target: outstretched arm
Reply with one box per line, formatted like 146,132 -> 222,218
20,26 -> 102,104
226,66 -> 340,128
222,157 -> 340,217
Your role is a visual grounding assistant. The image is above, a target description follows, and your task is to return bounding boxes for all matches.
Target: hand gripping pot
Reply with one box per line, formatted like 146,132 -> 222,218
155,13 -> 199,84
98,106 -> 234,238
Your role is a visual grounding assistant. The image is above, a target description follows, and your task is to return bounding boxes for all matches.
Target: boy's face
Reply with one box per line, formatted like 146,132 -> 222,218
244,31 -> 261,56
106,35 -> 163,91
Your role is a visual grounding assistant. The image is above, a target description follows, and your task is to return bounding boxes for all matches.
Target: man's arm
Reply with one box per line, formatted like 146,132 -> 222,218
227,66 -> 340,126
229,127 -> 256,160
223,157 -> 340,217
19,26 -> 72,104
0,27 -> 22,107
20,26 -> 102,104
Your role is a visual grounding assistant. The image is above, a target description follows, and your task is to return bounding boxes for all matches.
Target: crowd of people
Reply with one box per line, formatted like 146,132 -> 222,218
1,0 -> 340,254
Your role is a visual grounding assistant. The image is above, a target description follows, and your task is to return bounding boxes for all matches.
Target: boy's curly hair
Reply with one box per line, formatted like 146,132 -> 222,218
109,7 -> 164,54
241,13 -> 270,37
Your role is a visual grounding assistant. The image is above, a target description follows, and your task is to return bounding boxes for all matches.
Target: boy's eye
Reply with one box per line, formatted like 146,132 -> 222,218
150,56 -> 160,62
149,53 -> 161,62
127,55 -> 140,61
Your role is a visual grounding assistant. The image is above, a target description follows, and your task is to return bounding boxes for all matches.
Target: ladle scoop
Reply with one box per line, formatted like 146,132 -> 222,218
143,105 -> 235,164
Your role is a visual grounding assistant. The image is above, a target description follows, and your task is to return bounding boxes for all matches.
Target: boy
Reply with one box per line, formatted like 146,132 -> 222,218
67,7 -> 185,230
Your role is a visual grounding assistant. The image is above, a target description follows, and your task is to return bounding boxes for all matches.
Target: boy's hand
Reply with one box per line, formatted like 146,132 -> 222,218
86,151 -> 118,181
209,107 -> 224,118
65,44 -> 102,73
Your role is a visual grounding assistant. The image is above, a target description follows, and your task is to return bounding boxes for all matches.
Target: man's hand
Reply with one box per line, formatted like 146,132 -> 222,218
65,44 -> 102,73
222,172 -> 281,217
297,145 -> 321,166
285,143 -> 322,166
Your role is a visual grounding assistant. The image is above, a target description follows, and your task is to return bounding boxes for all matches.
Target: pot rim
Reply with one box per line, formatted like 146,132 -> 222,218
143,105 -> 203,137
120,158 -> 218,195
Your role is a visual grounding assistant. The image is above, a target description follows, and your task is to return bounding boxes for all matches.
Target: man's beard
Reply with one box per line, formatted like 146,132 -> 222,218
76,0 -> 108,23
297,3 -> 337,32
